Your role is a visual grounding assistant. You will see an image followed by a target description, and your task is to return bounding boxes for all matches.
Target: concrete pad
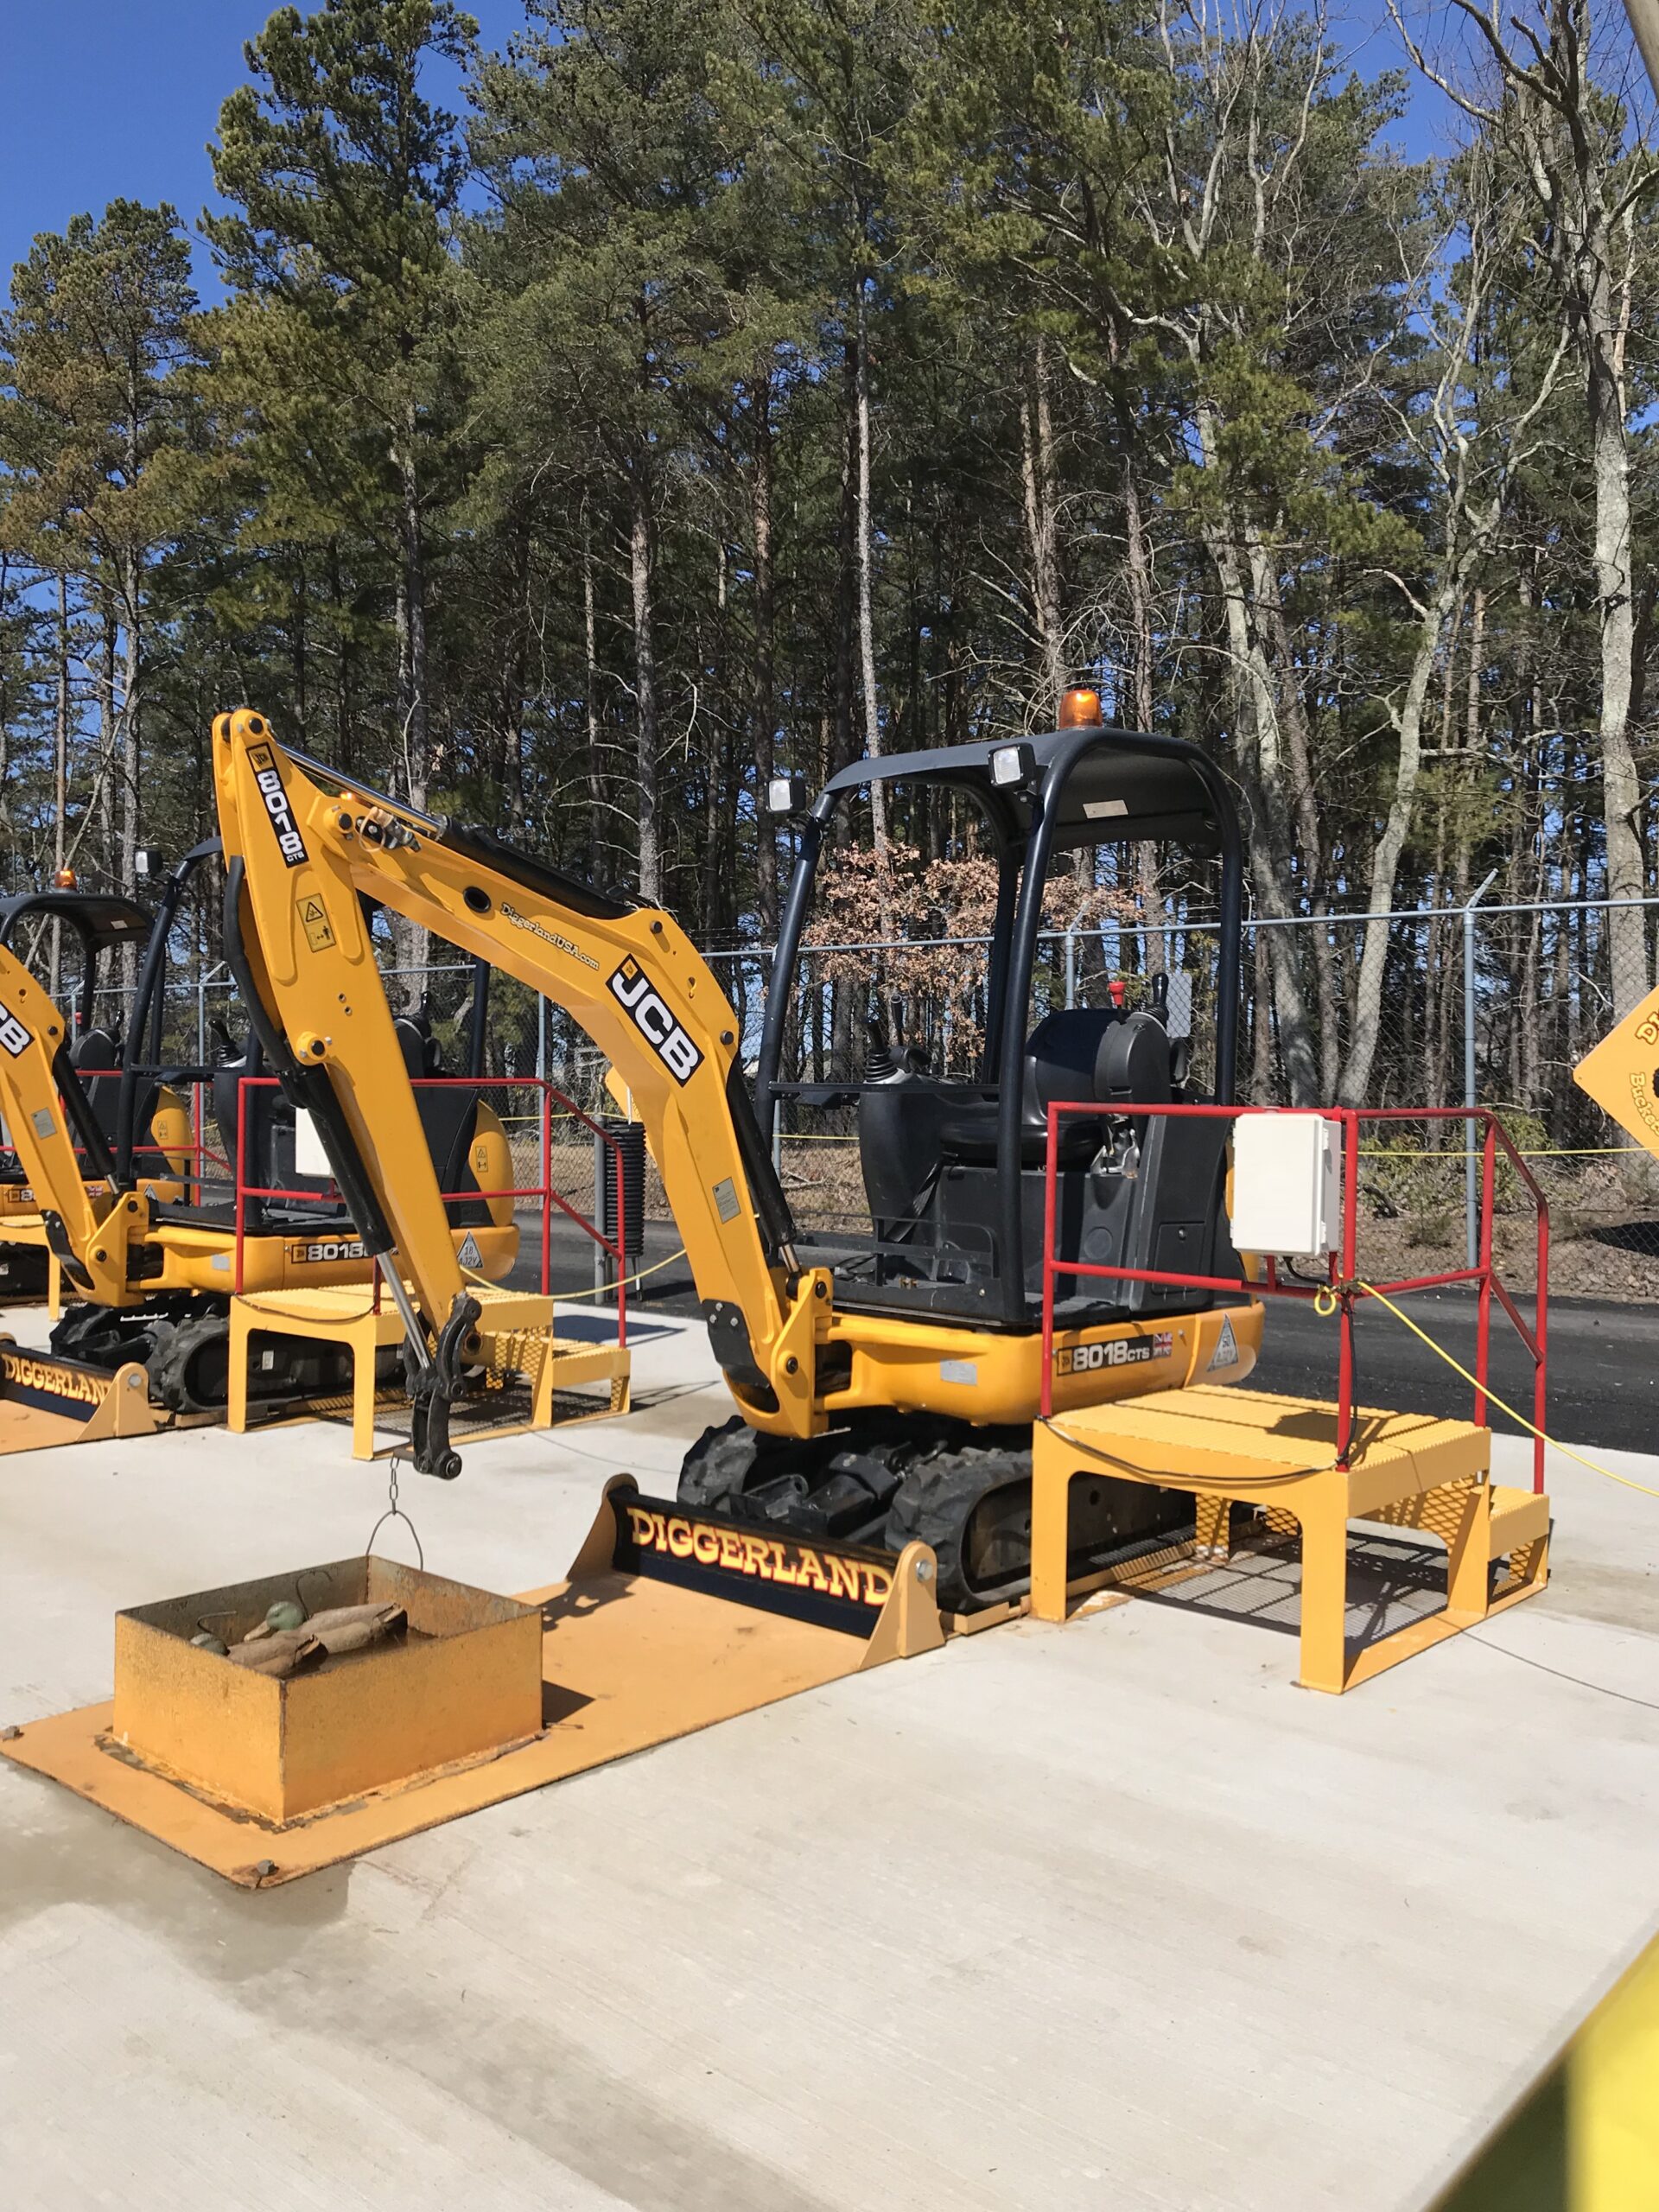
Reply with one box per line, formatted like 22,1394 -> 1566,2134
2,1314 -> 1656,2211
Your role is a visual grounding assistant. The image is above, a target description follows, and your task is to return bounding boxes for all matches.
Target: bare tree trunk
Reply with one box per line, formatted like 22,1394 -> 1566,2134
393,409 -> 429,809
329,539 -> 355,775
391,403 -> 429,997
119,547 -> 141,993
582,506 -> 605,880
1201,504 -> 1319,1103
51,573 -> 69,1004
1339,576 -> 1461,1106
853,285 -> 887,853
1250,929 -> 1274,1103
290,554 -> 308,730
1589,264 -> 1645,1013
749,378 -> 779,939
99,600 -> 117,898
1116,400 -> 1165,978
1421,596 -> 1463,1123
629,465 -> 661,904
1020,340 -> 1065,719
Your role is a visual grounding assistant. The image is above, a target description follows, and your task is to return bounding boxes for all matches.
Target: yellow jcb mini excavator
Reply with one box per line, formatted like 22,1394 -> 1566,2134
0,838 -> 519,1442
213,701 -> 1262,1608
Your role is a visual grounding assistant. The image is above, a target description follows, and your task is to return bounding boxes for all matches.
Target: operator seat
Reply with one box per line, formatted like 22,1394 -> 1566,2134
936,1006 -> 1173,1167
70,1026 -> 165,1166
209,1035 -> 334,1211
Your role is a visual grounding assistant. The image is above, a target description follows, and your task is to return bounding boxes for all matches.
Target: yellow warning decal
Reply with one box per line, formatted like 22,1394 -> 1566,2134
297,894 -> 334,952
1573,983 -> 1659,1160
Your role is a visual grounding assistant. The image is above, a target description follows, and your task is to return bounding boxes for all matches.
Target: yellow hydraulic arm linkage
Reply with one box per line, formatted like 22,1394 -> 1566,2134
213,709 -> 823,1473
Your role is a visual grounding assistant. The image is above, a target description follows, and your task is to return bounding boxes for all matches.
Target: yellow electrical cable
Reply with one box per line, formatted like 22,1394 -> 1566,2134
517,1243 -> 690,1303
1336,1277 -> 1659,1503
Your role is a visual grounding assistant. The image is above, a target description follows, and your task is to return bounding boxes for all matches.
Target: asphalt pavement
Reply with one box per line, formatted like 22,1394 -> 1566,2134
520,1216 -> 1657,1455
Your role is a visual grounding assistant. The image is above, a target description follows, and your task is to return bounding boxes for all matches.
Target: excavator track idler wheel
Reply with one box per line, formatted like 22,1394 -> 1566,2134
883,1443 -> 1034,1614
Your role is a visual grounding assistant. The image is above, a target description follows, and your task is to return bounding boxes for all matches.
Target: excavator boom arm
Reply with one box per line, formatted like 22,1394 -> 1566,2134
212,709 -> 817,1433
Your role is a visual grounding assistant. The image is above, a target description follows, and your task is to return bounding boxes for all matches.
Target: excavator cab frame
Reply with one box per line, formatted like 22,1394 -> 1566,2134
756,721 -> 1246,1332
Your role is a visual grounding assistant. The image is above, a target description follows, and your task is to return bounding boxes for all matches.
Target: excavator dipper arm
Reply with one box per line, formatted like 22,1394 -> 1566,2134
212,709 -> 821,1444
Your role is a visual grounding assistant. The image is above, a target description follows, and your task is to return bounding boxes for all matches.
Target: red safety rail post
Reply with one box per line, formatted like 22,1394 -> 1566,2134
1040,1102 -> 1060,1416
233,1074 -> 250,1294
1475,1116 -> 1497,1427
1479,1110 -> 1551,1493
1535,1175 -> 1550,1492
540,1083 -> 553,1297
1037,1100 -> 1549,1490
1337,1109 -> 1360,1466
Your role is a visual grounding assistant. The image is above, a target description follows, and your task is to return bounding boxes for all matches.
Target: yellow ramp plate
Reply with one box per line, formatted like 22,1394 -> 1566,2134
0,1478 -> 943,1885
0,1343 -> 159,1455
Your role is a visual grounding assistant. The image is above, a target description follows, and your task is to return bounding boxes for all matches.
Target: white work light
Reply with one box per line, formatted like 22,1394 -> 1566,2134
990,742 -> 1036,789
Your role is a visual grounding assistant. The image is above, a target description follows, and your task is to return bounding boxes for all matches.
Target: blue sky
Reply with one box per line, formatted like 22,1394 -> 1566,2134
0,0 -> 528,296
1,0 -> 1458,303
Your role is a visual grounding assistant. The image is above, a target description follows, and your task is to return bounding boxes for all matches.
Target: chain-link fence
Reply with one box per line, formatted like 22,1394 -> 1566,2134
59,893 -> 1659,1300
702,897 -> 1659,1299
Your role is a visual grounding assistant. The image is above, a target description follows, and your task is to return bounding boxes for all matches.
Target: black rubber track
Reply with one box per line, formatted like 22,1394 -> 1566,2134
882,1442 -> 1033,1613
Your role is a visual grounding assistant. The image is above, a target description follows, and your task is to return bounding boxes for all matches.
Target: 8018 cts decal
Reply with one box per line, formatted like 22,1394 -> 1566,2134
249,741 -> 308,868
1053,1331 -> 1173,1376
607,958 -> 703,1084
287,1236 -> 367,1264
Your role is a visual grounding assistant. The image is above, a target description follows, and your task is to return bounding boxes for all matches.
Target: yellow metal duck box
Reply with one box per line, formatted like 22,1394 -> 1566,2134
111,1556 -> 543,1823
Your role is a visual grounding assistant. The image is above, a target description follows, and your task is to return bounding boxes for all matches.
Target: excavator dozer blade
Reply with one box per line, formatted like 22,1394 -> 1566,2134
0,1338 -> 160,1455
0,1477 -> 944,1885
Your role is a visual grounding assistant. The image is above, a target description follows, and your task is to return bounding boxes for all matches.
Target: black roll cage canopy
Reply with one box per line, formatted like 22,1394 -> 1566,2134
0,890 -> 154,1042
755,722 -> 1245,1325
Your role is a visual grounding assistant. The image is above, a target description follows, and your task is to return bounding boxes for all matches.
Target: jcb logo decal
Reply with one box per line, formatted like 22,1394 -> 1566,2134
249,742 -> 308,868
1054,1331 -> 1173,1376
607,958 -> 703,1085
623,1504 -> 891,1607
0,997 -> 32,1058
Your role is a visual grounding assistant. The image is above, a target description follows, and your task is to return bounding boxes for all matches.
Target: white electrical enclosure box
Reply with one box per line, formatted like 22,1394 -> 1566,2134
293,1107 -> 332,1181
1228,1113 -> 1342,1259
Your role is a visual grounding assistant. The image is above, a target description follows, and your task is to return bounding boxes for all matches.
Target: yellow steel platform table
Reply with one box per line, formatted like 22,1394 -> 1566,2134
1032,1386 -> 1550,1693
227,1283 -> 630,1457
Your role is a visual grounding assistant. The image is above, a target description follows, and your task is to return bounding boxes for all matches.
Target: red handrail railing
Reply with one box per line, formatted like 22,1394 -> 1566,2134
225,1073 -> 628,1344
1039,1102 -> 1549,1491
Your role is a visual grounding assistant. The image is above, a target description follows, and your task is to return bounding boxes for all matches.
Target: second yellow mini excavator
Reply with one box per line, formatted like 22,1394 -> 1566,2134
0,839 -> 520,1442
212,702 -> 1262,1607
